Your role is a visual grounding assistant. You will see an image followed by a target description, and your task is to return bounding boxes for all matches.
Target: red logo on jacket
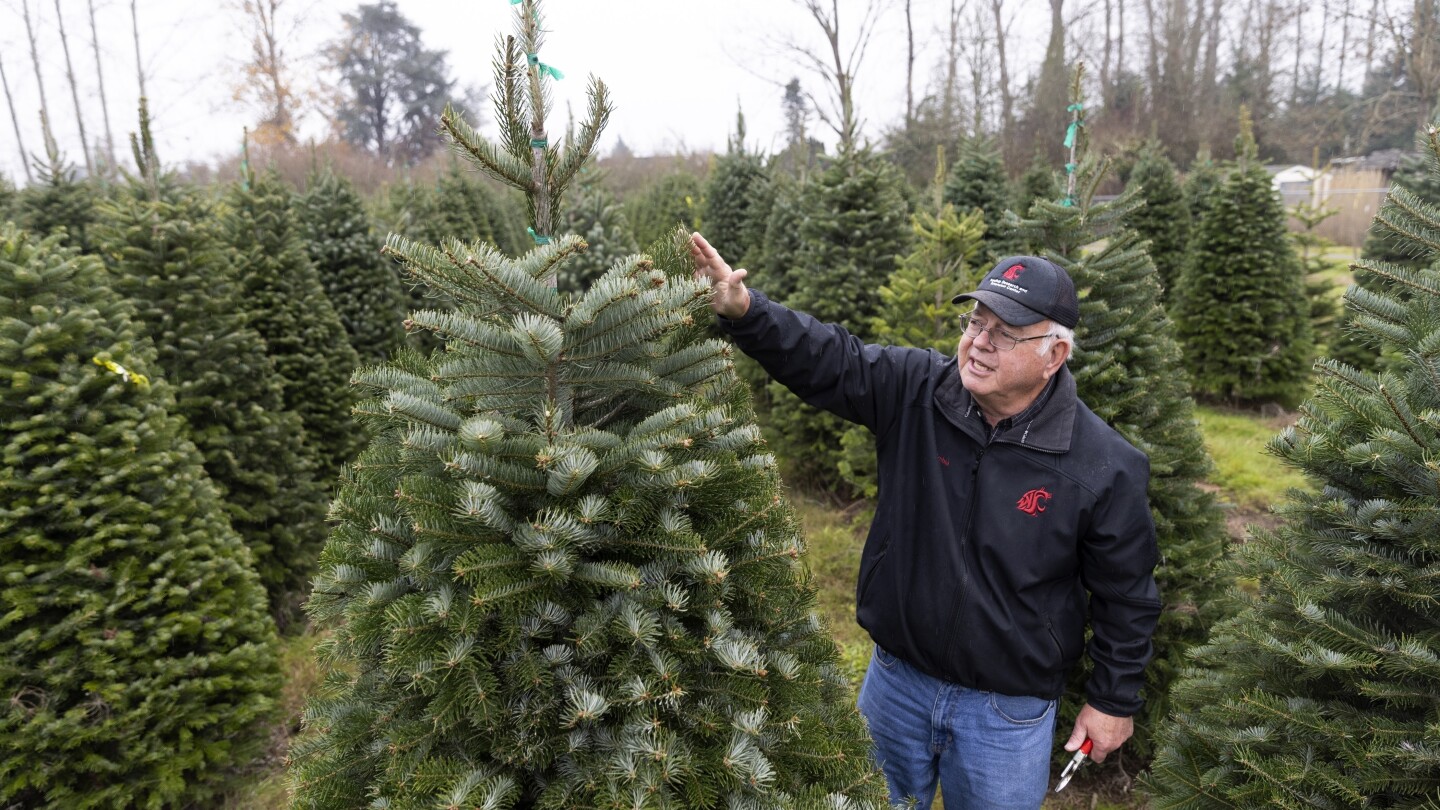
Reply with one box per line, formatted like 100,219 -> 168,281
1002,263 -> 1027,280
1016,487 -> 1052,516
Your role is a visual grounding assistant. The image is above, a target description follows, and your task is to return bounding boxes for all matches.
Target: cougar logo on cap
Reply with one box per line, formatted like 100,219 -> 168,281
1002,264 -> 1027,281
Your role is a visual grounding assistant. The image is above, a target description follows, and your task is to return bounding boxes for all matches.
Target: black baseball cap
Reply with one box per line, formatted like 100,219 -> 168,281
952,256 -> 1079,329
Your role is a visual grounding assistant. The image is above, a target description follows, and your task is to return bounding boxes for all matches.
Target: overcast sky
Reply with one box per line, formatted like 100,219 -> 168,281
0,0 -> 1049,184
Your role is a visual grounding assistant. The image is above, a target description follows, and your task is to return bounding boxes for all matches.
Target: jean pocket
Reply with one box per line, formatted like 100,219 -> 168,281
987,692 -> 1055,726
873,644 -> 900,670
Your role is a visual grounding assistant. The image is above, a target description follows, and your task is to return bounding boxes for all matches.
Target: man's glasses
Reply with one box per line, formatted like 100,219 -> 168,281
959,313 -> 1055,351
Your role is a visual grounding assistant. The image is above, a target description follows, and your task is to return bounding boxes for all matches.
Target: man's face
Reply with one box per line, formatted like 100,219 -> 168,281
958,304 -> 1061,414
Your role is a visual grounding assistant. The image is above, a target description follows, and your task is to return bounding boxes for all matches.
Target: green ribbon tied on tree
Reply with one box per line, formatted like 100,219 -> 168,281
530,138 -> 548,148
527,227 -> 551,245
526,53 -> 565,80
1062,102 -> 1085,149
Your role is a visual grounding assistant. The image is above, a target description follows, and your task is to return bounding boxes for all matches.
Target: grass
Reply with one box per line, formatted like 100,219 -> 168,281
220,628 -> 328,809
215,407 -> 1304,810
1194,405 -> 1313,510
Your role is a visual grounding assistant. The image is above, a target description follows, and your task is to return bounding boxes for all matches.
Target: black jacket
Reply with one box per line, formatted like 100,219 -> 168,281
719,291 -> 1162,716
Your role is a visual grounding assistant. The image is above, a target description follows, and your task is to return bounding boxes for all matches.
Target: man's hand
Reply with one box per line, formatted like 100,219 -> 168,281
1064,704 -> 1133,763
690,232 -> 750,319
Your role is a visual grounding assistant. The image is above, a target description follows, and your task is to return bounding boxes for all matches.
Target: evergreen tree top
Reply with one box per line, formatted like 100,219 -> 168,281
289,5 -> 887,805
1143,121 -> 1440,809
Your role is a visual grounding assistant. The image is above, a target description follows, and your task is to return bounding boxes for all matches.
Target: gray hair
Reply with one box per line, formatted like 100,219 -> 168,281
1037,323 -> 1075,361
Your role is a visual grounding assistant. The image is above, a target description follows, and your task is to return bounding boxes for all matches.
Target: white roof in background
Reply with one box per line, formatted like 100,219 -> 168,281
1266,165 -> 1323,182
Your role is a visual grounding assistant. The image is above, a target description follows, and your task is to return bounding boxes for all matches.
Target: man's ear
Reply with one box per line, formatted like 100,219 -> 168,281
1042,339 -> 1071,378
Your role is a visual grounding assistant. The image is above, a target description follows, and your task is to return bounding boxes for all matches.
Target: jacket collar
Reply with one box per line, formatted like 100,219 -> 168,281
933,358 -> 1077,453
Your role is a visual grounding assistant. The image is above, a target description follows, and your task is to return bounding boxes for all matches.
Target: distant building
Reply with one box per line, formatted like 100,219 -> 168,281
1262,149 -> 1415,247
1265,164 -> 1329,206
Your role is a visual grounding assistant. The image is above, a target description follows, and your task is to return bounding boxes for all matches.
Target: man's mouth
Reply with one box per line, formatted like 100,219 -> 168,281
967,356 -> 995,373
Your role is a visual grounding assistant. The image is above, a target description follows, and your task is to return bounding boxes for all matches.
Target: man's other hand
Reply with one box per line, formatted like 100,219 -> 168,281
690,232 -> 750,319
1064,704 -> 1133,764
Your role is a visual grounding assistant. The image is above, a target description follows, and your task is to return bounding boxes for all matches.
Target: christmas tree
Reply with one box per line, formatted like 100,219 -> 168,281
224,157 -> 365,481
942,136 -> 1015,261
840,156 -> 987,500
557,169 -> 639,294
299,165 -> 409,363
0,173 -> 15,220
0,225 -> 280,808
1014,151 -> 1061,219
703,110 -> 770,266
1171,113 -> 1313,405
96,107 -> 328,624
626,170 -> 704,248
287,3 -> 886,807
1124,142 -> 1191,297
14,136 -> 97,253
1143,123 -> 1440,808
765,150 -> 911,494
1182,148 -> 1223,227
1332,146 -> 1440,372
747,171 -> 806,305
1007,72 -> 1229,770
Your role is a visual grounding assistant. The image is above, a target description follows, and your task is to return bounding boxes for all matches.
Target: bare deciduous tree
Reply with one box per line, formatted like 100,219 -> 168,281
20,0 -> 56,156
53,0 -> 94,176
785,0 -> 884,155
87,0 -> 116,172
232,0 -> 303,145
0,54 -> 34,183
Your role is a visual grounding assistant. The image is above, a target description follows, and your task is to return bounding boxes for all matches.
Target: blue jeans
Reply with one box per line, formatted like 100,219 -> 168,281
857,645 -> 1057,809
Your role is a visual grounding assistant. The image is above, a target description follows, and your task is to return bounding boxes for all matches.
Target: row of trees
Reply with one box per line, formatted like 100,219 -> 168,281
4,0 -> 1439,797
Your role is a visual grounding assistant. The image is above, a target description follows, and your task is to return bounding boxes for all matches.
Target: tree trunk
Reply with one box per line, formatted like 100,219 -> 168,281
131,0 -> 148,101
990,0 -> 1016,161
21,0 -> 56,156
1292,4 -> 1303,106
1142,0 -> 1161,121
905,0 -> 915,129
0,55 -> 34,183
87,0 -> 117,172
1101,0 -> 1113,107
1337,0 -> 1351,91
54,0 -> 95,177
940,0 -> 963,134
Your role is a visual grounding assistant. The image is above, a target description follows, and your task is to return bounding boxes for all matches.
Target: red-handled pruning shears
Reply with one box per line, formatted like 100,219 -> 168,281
1053,738 -> 1093,793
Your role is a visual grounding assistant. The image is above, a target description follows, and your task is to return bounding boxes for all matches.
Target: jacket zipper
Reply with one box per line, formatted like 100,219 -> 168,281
940,443 -> 985,674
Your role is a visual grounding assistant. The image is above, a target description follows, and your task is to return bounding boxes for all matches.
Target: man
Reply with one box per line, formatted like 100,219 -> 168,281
690,233 -> 1162,809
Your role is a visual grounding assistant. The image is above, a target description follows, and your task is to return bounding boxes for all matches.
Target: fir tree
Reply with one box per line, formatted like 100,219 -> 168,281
1124,143 -> 1191,297
0,225 -> 280,808
0,173 -> 15,220
14,150 -> 98,253
765,150 -> 911,494
1143,124 -> 1440,809
627,170 -> 704,248
557,171 -> 639,294
942,136 -> 1015,260
381,179 -> 458,353
1008,72 -> 1229,771
299,165 -> 409,362
702,110 -> 769,265
747,170 -> 806,304
1172,115 -> 1314,405
1333,148 -> 1440,372
839,162 -> 987,500
1182,148 -> 1223,226
287,3 -> 886,807
224,161 -> 365,481
1014,151 -> 1061,217
97,112 -> 328,625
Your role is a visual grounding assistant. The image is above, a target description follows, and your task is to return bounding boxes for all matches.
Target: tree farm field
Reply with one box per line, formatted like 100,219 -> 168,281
221,406 -> 1305,810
